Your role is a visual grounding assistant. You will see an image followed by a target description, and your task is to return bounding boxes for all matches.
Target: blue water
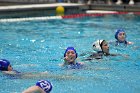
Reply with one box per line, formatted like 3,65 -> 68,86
0,14 -> 140,93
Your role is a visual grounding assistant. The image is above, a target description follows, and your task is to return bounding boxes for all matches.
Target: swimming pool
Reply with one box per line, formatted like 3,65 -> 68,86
0,14 -> 140,93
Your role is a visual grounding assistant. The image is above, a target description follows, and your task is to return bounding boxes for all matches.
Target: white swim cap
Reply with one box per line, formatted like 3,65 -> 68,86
92,40 -> 104,52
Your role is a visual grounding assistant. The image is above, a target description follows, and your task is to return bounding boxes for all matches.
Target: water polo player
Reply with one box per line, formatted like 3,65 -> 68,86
22,80 -> 52,93
114,29 -> 133,46
86,40 -> 117,60
62,47 -> 84,69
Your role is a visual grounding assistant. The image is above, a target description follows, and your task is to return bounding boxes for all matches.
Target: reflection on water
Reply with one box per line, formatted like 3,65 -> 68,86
0,14 -> 140,93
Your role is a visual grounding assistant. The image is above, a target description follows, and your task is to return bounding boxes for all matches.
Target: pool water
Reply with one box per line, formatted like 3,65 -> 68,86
0,14 -> 140,93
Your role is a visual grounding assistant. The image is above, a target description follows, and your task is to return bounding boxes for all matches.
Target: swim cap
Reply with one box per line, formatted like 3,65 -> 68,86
64,47 -> 78,58
115,29 -> 126,40
36,80 -> 52,93
92,40 -> 105,52
0,59 -> 10,71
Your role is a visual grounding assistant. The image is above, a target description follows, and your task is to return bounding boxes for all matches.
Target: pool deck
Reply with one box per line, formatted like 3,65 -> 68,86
0,3 -> 140,11
0,3 -> 85,11
0,2 -> 139,19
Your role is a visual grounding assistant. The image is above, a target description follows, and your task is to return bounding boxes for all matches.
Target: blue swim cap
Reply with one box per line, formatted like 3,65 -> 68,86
36,80 -> 52,93
0,59 -> 10,71
64,47 -> 78,58
115,29 -> 126,40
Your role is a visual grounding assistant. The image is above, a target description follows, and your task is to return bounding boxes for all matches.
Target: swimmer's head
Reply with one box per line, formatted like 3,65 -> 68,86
0,59 -> 11,71
64,47 -> 78,58
36,80 -> 52,93
92,40 -> 104,52
92,40 -> 109,54
115,29 -> 126,42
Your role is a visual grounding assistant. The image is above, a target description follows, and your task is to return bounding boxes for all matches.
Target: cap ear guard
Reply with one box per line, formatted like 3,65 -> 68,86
0,64 -> 2,70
